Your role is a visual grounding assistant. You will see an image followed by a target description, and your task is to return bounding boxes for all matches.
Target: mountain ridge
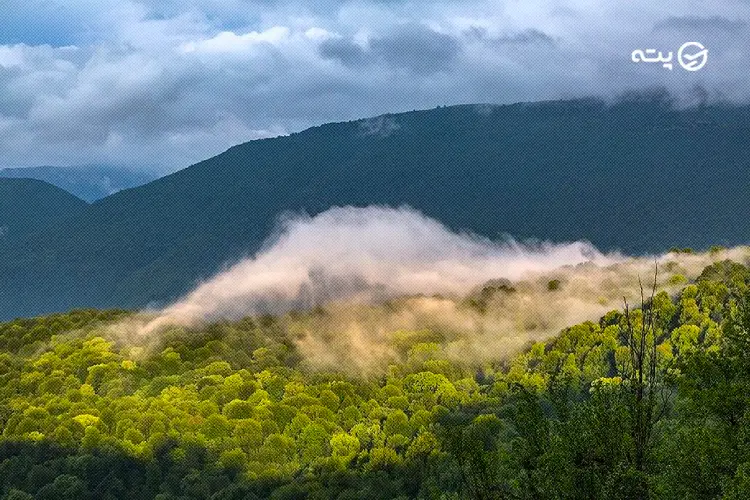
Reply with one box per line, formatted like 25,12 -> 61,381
0,165 -> 158,202
2,97 -> 750,319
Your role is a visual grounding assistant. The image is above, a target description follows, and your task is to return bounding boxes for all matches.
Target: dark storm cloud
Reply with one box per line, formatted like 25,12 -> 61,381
495,29 -> 556,45
369,25 -> 462,73
653,15 -> 748,33
320,25 -> 462,73
319,38 -> 369,66
465,27 -> 556,46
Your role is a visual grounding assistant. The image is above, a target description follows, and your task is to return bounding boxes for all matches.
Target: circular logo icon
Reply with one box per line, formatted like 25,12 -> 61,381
678,42 -> 708,71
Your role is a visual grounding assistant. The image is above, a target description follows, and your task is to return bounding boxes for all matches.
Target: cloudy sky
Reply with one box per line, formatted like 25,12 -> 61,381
0,0 -> 748,171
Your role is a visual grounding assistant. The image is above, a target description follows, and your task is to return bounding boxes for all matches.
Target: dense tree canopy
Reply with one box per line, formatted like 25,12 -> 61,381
1,260 -> 750,498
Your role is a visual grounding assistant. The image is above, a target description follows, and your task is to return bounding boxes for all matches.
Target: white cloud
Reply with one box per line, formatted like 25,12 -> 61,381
0,46 -> 25,68
305,27 -> 338,41
181,26 -> 292,54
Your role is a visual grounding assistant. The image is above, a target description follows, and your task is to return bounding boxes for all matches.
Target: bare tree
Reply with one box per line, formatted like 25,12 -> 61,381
621,264 -> 671,497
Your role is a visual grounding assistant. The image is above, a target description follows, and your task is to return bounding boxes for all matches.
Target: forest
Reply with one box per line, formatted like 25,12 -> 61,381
1,258 -> 750,499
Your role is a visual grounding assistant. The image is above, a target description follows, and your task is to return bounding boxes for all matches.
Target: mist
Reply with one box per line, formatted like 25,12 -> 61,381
136,206 -> 611,330
115,206 -> 750,372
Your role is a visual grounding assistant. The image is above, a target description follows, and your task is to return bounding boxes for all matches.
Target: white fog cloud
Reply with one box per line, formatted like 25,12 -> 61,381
137,206 -> 611,331
111,205 -> 750,372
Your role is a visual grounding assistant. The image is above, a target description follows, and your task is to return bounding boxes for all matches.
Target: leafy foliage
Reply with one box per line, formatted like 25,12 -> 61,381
1,261 -> 750,498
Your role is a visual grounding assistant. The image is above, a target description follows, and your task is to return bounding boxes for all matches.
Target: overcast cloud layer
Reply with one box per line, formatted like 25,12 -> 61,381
0,0 -> 748,170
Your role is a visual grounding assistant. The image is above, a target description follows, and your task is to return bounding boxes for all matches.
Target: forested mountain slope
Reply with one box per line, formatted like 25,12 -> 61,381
2,97 -> 750,319
0,178 -> 87,243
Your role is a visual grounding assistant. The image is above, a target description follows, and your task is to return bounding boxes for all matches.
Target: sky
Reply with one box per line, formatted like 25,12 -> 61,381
0,0 -> 748,171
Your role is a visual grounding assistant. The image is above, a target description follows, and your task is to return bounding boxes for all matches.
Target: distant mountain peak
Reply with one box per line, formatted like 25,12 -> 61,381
0,165 -> 158,202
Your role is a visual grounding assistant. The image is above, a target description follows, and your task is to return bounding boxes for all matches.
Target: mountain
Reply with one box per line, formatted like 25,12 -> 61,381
2,96 -> 750,319
0,165 -> 157,202
0,178 -> 87,243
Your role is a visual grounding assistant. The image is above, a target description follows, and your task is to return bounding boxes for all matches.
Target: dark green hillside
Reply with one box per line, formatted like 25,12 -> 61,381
2,97 -> 750,318
0,178 -> 87,242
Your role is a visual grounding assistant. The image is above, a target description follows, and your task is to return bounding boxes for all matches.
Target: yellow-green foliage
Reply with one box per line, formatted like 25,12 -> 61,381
0,261 -> 749,499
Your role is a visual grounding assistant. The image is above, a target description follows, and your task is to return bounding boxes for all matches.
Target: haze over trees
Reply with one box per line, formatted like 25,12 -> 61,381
1,259 -> 750,498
